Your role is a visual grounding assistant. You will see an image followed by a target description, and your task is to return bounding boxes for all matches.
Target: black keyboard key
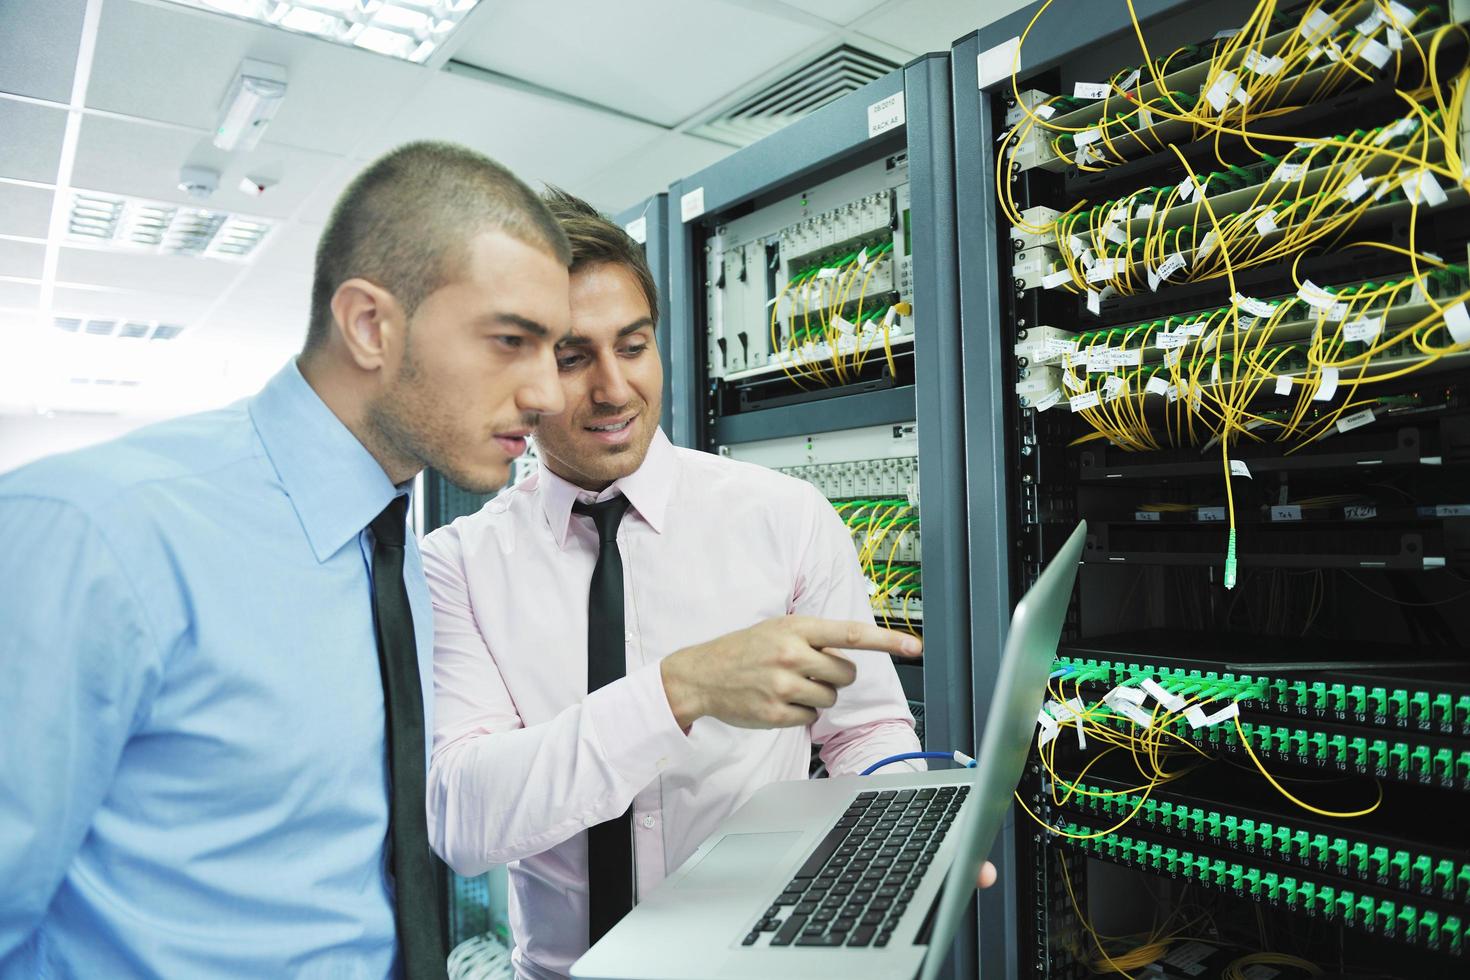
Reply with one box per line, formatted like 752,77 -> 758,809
761,918 -> 782,932
892,901 -> 909,916
827,929 -> 849,943
877,790 -> 896,800
742,932 -> 760,946
891,862 -> 914,875
874,933 -> 891,947
777,891 -> 804,905
794,901 -> 817,914
796,934 -> 845,947
877,847 -> 901,858
894,790 -> 916,803
876,885 -> 900,898
848,926 -> 876,947
857,790 -> 877,800
916,788 -> 935,798
869,897 -> 893,911
771,915 -> 806,946
813,909 -> 836,923
861,911 -> 885,925
794,824 -> 850,880
765,904 -> 782,918
833,918 -> 857,932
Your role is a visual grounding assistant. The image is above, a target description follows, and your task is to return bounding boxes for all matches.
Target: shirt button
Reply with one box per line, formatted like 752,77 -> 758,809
642,815 -> 656,829
655,757 -> 669,770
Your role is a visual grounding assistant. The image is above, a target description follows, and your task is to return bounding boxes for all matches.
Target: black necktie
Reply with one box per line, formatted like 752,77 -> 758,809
369,495 -> 448,980
573,495 -> 635,946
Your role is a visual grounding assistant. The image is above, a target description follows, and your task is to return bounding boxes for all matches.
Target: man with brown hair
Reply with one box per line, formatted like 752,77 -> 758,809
422,188 -> 929,979
0,142 -> 570,980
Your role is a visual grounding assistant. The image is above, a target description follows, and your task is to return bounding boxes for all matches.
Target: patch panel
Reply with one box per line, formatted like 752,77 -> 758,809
1054,631 -> 1470,737
1060,820 -> 1466,958
781,457 -> 919,503
1053,773 -> 1470,906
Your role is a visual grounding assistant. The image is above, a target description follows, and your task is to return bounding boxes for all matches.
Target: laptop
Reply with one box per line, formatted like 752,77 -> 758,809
572,520 -> 1087,980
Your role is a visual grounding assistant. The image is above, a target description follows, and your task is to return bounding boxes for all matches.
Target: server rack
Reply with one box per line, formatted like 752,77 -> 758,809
957,1 -> 1470,977
665,53 -> 974,975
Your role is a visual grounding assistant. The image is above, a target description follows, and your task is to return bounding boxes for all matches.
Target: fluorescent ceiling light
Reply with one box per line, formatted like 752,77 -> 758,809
165,1 -> 484,64
66,190 -> 272,261
54,316 -> 188,341
215,59 -> 288,152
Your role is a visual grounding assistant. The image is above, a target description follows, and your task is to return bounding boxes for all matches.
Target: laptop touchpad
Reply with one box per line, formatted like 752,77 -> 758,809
673,832 -> 802,893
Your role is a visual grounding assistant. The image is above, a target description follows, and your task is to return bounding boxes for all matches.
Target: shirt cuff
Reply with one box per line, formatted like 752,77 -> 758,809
584,661 -> 696,786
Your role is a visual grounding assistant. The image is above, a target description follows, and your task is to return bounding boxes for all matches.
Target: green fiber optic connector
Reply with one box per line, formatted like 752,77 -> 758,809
1369,687 -> 1388,715
1411,745 -> 1431,777
1328,684 -> 1346,710
1350,737 -> 1368,765
1444,915 -> 1463,954
1335,890 -> 1355,919
1292,830 -> 1310,857
1371,846 -> 1390,878
1280,876 -> 1298,903
1412,855 -> 1433,889
1309,682 -> 1328,709
1391,851 -> 1411,883
1348,685 -> 1367,713
1376,899 -> 1396,932
1310,732 -> 1328,759
1422,910 -> 1441,945
1328,734 -> 1347,760
1370,740 -> 1389,770
1410,691 -> 1430,721
1354,894 -> 1375,924
1316,884 -> 1335,914
1328,838 -> 1348,868
1389,689 -> 1409,719
1309,834 -> 1329,862
1431,693 -> 1453,725
1389,743 -> 1409,774
1349,842 -> 1370,873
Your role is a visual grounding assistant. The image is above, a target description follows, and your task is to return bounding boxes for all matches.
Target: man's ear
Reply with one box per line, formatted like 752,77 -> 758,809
329,278 -> 405,372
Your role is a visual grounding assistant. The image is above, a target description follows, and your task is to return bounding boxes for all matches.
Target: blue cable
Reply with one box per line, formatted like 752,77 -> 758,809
860,750 -> 976,776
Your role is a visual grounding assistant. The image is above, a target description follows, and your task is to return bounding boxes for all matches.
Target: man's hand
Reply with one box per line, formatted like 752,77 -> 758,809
660,616 -> 922,730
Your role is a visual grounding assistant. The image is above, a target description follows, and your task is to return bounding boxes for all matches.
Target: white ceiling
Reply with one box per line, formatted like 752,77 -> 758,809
0,0 -> 1008,421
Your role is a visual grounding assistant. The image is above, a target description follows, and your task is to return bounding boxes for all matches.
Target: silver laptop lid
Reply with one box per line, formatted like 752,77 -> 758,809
917,520 -> 1086,980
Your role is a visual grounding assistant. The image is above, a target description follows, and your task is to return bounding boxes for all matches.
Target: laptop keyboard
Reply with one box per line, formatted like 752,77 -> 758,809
740,784 -> 970,950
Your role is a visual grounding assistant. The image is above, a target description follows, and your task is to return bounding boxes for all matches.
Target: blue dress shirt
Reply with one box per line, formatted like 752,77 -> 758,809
0,360 -> 434,979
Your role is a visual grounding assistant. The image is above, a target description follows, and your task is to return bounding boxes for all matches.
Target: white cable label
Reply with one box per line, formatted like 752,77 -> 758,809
1233,293 -> 1276,318
1164,348 -> 1183,370
1157,252 -> 1187,281
1145,376 -> 1170,395
1156,332 -> 1188,349
1196,230 -> 1219,262
1230,459 -> 1252,479
1063,368 -> 1085,392
1141,678 -> 1187,712
1271,504 -> 1302,522
1204,71 -> 1238,113
1314,367 -> 1340,401
1103,376 -> 1126,400
1300,9 -> 1339,41
1357,36 -> 1392,68
1242,50 -> 1285,76
1041,269 -> 1074,290
1184,702 -> 1240,729
1033,388 -> 1063,413
1037,708 -> 1060,747
1345,504 -> 1377,520
1198,506 -> 1226,521
1297,280 -> 1337,309
1075,127 -> 1102,147
1069,391 -> 1101,412
1253,210 -> 1279,236
1445,302 -> 1470,344
1074,81 -> 1111,100
1342,316 -> 1383,342
1336,408 -> 1376,433
1340,174 -> 1372,202
1085,259 -> 1120,283
1386,0 -> 1416,26
1117,68 -> 1141,92
1177,177 -> 1197,202
1087,288 -> 1101,315
1135,510 -> 1160,521
1035,103 -> 1056,119
1272,161 -> 1306,182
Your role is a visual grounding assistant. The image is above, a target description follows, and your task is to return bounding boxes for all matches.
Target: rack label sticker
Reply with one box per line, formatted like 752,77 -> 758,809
1445,301 -> 1470,344
1270,504 -> 1302,522
1117,68 -> 1141,92
1230,460 -> 1252,479
1063,369 -> 1086,392
976,37 -> 1022,89
1033,388 -> 1063,413
1103,376 -> 1126,400
1242,50 -> 1285,76
1134,510 -> 1160,522
1342,316 -> 1383,342
1073,81 -> 1111,100
1344,504 -> 1377,520
1145,376 -> 1170,395
1253,209 -> 1279,236
1075,127 -> 1102,147
1156,332 -> 1188,350
1034,103 -> 1056,119
1176,177 -> 1198,202
1198,506 -> 1226,521
866,92 -> 905,139
1069,391 -> 1101,412
1203,71 -> 1238,113
679,186 -> 705,223
1196,230 -> 1219,262
1164,348 -> 1184,370
1336,408 -> 1376,433
624,216 -> 647,244
1314,367 -> 1340,402
1432,504 -> 1470,517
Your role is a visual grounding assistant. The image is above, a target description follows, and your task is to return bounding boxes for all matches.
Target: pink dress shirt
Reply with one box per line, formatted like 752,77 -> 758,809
421,428 -> 921,980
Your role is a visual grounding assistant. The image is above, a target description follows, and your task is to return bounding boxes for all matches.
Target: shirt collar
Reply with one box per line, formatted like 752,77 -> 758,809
249,359 -> 403,563
539,427 -> 675,548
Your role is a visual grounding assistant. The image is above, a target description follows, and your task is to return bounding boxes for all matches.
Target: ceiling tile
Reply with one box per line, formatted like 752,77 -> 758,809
87,0 -> 427,157
0,184 -> 55,239
354,72 -> 666,191
451,0 -> 830,128
0,0 -> 85,103
50,283 -> 215,324
0,240 -> 46,280
0,281 -> 41,310
0,100 -> 66,183
772,0 -> 890,26
70,113 -> 340,220
572,132 -> 736,215
854,0 -> 1030,54
57,246 -> 243,297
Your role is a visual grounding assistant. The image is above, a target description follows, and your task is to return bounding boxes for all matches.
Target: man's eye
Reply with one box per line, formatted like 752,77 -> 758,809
557,352 -> 586,370
622,344 -> 647,356
494,335 -> 524,350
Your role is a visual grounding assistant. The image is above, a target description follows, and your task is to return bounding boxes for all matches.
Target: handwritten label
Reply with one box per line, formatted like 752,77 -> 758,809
1073,81 -> 1111,100
1271,504 -> 1302,522
1230,460 -> 1252,479
1198,507 -> 1226,522
1336,408 -> 1376,433
1070,391 -> 1101,412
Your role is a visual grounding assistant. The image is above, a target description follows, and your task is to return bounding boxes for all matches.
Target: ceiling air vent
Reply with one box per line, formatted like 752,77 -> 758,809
689,44 -> 900,147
